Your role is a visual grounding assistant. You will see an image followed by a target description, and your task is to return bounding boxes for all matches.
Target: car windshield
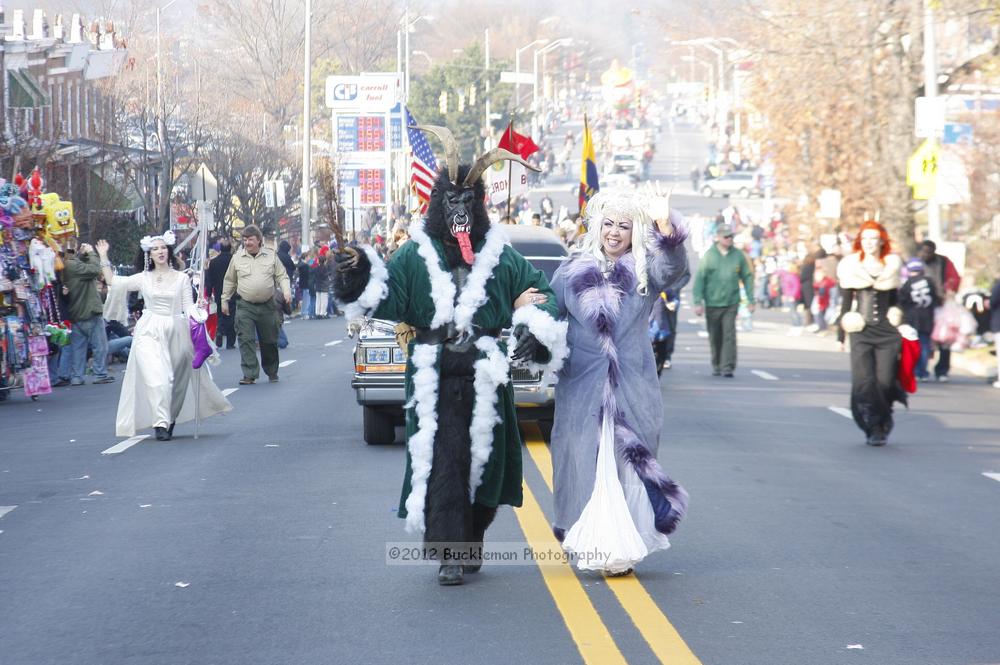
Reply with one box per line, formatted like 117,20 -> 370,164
511,238 -> 568,282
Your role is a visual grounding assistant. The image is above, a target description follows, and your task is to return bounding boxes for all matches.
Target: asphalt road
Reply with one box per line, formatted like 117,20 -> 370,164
2,117 -> 999,665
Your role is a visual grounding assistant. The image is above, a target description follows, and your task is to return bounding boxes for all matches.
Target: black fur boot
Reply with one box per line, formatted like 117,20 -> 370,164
438,564 -> 464,586
464,504 -> 497,574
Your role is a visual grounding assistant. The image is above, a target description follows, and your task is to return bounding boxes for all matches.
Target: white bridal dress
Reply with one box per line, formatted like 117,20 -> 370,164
104,270 -> 232,437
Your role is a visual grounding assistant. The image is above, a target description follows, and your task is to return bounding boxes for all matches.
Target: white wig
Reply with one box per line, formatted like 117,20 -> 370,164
580,191 -> 651,295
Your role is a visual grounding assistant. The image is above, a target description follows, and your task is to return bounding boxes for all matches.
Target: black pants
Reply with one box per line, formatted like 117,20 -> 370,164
424,348 -> 497,561
652,307 -> 678,373
849,323 -> 902,436
933,344 -> 951,378
215,297 -> 236,348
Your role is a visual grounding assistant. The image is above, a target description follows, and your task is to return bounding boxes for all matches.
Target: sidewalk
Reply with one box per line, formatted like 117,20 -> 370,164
687,304 -> 999,381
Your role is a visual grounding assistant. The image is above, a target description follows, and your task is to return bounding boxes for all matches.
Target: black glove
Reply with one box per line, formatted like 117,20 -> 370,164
510,324 -> 540,364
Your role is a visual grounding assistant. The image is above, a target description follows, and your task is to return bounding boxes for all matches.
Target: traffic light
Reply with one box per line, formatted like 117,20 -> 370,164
439,90 -> 448,114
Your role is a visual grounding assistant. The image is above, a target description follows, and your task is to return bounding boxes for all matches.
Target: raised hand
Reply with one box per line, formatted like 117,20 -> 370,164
96,239 -> 110,257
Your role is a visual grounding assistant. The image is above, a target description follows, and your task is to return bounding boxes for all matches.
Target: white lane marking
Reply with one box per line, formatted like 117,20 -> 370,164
828,407 -> 852,419
686,318 -> 700,325
697,331 -> 709,338
983,472 -> 1000,484
278,359 -> 297,368
751,370 -> 778,381
324,340 -> 343,347
101,434 -> 150,456
221,388 -> 238,397
0,506 -> 16,519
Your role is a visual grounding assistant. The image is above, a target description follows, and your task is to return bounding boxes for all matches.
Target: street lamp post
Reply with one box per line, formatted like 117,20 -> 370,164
515,39 -> 548,112
155,0 -> 179,231
402,13 -> 432,103
301,0 -> 312,248
533,38 -> 572,140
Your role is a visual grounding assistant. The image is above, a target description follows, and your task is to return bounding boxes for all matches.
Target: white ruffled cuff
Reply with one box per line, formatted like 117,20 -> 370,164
343,246 -> 389,320
508,304 -> 569,376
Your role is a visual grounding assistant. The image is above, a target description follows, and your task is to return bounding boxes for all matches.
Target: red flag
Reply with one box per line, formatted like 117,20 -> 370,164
498,123 -> 539,160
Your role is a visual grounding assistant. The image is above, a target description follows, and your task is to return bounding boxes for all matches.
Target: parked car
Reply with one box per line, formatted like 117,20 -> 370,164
351,225 -> 569,444
700,170 -> 764,198
610,153 -> 643,179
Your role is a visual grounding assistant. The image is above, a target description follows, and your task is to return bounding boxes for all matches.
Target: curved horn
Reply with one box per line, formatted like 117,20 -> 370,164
464,149 -> 542,188
412,125 -> 459,183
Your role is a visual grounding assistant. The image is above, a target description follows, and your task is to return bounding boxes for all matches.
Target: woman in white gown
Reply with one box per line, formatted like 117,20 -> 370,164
98,233 -> 231,440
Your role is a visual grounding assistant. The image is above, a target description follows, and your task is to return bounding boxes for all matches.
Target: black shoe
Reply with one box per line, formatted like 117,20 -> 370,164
437,564 -> 464,586
167,422 -> 176,438
464,543 -> 484,574
154,426 -> 171,441
723,371 -> 734,378
866,431 -> 887,446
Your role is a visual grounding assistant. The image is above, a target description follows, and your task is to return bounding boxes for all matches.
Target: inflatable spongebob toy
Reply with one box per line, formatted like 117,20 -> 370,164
41,193 -> 77,240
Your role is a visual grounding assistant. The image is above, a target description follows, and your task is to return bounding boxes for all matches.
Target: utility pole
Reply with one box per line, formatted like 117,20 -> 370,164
484,28 -> 491,145
301,0 -> 312,248
923,0 -> 941,242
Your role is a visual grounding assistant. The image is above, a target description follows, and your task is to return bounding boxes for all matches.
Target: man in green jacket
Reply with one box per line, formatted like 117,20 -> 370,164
692,224 -> 755,377
61,241 -> 115,386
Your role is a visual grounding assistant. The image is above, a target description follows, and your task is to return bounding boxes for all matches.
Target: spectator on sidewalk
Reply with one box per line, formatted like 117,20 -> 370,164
297,248 -> 313,319
898,259 -> 940,381
813,265 -> 837,331
990,275 -> 1000,388
206,239 -> 236,349
106,319 -> 133,364
692,223 -> 755,377
276,240 -> 296,349
919,240 -> 961,382
60,240 -> 114,386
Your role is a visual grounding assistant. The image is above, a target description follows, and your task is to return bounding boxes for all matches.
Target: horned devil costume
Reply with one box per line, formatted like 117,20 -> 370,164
333,127 -> 567,586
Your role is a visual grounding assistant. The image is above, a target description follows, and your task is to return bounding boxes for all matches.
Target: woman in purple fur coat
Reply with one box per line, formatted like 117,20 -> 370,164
548,191 -> 690,575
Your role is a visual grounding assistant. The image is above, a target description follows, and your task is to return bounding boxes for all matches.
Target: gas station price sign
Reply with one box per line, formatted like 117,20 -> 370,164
339,168 -> 386,205
336,116 -> 386,152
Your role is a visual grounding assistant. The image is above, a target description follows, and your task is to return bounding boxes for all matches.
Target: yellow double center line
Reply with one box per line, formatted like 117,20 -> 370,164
514,422 -> 702,665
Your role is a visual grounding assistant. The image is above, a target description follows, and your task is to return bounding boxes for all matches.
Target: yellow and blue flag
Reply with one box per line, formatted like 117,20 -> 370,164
578,114 -> 599,213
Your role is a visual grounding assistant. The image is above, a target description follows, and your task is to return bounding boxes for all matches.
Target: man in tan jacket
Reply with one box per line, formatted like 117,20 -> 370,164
221,225 -> 291,384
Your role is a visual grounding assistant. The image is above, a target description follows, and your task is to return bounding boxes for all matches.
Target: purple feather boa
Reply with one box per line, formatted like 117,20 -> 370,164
652,222 -> 690,252
564,251 -> 689,536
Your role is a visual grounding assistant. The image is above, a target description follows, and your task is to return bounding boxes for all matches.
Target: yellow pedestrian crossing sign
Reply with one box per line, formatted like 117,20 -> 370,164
907,139 -> 939,200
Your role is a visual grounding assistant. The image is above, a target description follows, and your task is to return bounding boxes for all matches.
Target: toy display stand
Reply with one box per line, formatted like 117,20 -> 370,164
1,169 -> 76,403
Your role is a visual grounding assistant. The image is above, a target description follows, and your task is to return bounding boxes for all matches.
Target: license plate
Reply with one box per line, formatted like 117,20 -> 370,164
392,348 -> 407,364
365,347 -> 391,364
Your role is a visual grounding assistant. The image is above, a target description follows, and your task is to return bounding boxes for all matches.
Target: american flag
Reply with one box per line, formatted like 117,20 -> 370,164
406,108 -> 438,214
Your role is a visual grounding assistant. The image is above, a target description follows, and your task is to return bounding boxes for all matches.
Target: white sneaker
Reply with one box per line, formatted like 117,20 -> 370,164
937,375 -> 949,383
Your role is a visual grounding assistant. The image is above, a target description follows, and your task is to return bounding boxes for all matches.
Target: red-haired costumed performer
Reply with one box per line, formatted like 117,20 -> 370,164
836,220 -> 906,446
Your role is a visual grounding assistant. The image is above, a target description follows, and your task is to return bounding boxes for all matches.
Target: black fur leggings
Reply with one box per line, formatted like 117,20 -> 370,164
424,348 -> 497,559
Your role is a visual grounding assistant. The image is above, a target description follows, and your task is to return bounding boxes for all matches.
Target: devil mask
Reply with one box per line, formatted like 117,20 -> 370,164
415,125 -> 539,266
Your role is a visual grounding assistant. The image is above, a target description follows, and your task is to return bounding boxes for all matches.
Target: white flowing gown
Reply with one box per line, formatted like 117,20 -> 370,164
104,270 -> 232,437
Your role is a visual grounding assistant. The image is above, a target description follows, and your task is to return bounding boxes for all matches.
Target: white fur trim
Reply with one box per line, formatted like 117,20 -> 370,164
468,337 -> 510,500
343,246 -> 389,320
887,306 -> 903,327
508,304 -> 570,376
403,344 -> 440,534
837,253 -> 902,290
409,222 -> 456,328
453,225 -> 508,332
